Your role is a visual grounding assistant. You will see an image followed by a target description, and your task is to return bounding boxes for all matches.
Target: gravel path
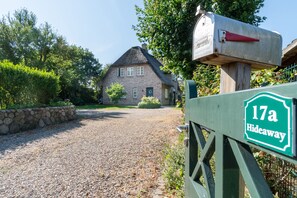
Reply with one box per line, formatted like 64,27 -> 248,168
0,107 -> 181,197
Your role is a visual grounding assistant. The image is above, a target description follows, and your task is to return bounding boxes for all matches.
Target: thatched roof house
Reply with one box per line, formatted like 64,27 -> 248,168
100,46 -> 179,105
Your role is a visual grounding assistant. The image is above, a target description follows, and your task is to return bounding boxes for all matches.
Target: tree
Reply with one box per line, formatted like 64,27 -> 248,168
212,0 -> 266,26
134,0 -> 265,79
105,83 -> 126,104
0,8 -> 103,105
0,8 -> 38,65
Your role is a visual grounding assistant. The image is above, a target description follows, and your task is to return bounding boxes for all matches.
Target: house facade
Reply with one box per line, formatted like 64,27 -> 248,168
100,46 -> 179,105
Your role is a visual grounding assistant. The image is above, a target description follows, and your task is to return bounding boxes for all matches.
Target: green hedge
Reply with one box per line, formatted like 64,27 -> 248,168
0,60 -> 60,109
138,96 -> 161,108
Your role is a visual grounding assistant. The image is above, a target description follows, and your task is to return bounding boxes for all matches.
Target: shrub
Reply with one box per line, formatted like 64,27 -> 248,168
0,87 -> 12,109
49,99 -> 73,107
163,133 -> 185,197
105,82 -> 126,104
0,60 -> 60,109
138,96 -> 161,108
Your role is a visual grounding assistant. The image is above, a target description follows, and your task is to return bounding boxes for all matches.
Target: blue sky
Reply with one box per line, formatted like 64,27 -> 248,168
0,0 -> 295,66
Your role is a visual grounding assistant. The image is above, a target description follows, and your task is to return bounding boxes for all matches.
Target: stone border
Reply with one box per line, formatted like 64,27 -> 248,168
0,106 -> 76,135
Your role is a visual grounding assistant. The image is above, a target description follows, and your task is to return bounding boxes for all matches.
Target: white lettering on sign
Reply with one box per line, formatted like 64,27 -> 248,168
246,123 -> 286,143
252,105 -> 278,122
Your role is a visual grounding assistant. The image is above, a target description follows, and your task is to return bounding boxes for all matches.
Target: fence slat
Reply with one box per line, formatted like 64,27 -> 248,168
229,138 -> 273,197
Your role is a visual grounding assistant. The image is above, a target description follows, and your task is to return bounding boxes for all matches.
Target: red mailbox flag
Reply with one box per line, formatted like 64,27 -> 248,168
225,31 -> 259,42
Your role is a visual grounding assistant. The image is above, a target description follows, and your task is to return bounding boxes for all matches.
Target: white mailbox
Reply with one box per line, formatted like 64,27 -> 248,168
193,12 -> 282,69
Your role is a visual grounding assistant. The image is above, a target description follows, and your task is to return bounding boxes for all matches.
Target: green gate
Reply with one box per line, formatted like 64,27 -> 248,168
184,80 -> 297,198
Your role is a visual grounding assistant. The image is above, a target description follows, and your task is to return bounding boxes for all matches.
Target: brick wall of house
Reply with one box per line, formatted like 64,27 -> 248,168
102,64 -> 163,105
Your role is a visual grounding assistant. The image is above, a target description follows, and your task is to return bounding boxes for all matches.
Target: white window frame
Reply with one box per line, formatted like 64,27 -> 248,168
136,66 -> 144,76
132,88 -> 138,99
119,68 -> 125,77
165,88 -> 169,99
127,67 -> 134,76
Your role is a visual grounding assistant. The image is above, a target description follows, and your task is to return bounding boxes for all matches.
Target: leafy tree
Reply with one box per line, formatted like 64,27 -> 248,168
134,0 -> 265,80
0,8 -> 102,105
33,22 -> 56,68
212,0 -> 266,26
105,83 -> 126,104
93,64 -> 111,100
68,45 -> 101,86
0,8 -> 38,65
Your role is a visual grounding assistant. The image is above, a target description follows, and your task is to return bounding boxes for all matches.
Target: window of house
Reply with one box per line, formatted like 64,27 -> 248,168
132,88 -> 137,99
119,68 -> 125,77
127,67 -> 134,76
136,66 -> 144,76
165,88 -> 169,99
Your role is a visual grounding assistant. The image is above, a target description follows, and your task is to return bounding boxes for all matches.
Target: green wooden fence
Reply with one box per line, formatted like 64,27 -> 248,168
184,80 -> 297,197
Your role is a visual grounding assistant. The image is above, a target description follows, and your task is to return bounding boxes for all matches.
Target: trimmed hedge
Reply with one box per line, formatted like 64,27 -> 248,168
0,60 -> 60,109
138,96 -> 161,109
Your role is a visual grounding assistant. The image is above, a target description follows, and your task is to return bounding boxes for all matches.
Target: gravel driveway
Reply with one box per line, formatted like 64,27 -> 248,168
0,107 -> 181,197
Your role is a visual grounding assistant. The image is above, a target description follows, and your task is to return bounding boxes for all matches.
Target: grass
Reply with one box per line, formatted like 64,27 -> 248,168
76,104 -> 137,110
162,132 -> 185,197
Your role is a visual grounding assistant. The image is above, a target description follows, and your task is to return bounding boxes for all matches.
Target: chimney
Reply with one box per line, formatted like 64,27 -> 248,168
141,43 -> 147,51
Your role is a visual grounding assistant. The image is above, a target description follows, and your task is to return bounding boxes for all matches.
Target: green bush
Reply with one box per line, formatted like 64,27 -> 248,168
0,60 -> 60,109
138,96 -> 161,108
105,82 -> 126,104
3,100 -> 72,110
49,99 -> 73,107
163,133 -> 185,197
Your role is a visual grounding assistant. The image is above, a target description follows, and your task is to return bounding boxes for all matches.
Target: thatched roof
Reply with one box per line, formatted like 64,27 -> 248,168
111,46 -> 173,86
282,39 -> 297,67
112,46 -> 149,66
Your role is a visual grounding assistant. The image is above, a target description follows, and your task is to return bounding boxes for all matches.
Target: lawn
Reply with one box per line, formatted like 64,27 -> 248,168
76,104 -> 137,110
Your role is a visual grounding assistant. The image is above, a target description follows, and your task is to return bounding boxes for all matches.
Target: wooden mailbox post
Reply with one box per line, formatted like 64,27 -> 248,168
190,7 -> 283,198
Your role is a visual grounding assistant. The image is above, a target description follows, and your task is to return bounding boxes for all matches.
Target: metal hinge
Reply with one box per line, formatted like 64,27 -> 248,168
176,124 -> 189,133
176,124 -> 189,147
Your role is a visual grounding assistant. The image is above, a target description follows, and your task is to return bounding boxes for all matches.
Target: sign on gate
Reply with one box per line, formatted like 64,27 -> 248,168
244,92 -> 296,157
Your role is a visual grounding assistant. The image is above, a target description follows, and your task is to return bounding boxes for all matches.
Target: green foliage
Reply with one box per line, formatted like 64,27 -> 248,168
254,151 -> 297,197
0,60 -> 60,109
138,96 -> 161,108
251,68 -> 288,88
163,133 -> 185,197
93,64 -> 111,99
2,99 -> 72,110
0,8 -> 102,105
193,65 -> 220,96
76,104 -> 136,110
134,0 -> 265,79
105,83 -> 126,104
176,100 -> 183,108
192,67 -> 288,97
212,0 -> 266,26
49,99 -> 73,107
134,0 -> 198,79
0,87 -> 12,108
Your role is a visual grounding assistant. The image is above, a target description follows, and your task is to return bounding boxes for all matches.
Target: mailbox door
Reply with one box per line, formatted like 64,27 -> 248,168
193,14 -> 215,61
